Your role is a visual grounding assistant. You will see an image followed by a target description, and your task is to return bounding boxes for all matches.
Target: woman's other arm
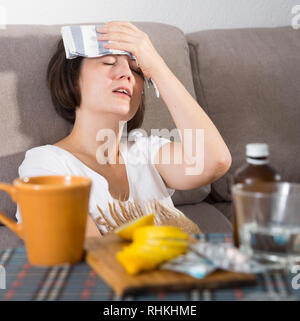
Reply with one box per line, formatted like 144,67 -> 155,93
152,62 -> 232,190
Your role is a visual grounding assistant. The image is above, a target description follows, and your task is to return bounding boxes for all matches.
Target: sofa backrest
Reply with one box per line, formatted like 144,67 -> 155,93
187,26 -> 300,202
0,22 -> 210,221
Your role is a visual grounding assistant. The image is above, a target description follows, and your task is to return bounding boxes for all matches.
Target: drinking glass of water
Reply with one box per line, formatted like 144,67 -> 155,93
232,182 -> 300,271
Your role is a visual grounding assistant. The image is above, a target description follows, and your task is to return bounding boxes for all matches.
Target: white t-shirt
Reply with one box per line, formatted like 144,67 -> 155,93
16,134 -> 175,232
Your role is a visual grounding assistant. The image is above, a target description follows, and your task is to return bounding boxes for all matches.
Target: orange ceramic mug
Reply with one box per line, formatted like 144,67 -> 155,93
0,175 -> 91,266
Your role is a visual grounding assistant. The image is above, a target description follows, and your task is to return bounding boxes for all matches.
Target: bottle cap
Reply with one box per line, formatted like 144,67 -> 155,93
246,143 -> 269,158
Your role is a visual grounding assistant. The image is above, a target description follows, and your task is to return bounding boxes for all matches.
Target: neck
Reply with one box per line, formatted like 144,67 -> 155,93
64,108 -> 127,165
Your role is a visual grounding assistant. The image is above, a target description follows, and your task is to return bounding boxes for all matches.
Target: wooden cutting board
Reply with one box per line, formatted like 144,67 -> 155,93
84,234 -> 257,297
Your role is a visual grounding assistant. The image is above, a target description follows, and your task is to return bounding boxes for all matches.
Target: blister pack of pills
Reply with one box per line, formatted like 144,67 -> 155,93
160,250 -> 217,278
190,241 -> 267,274
161,241 -> 268,278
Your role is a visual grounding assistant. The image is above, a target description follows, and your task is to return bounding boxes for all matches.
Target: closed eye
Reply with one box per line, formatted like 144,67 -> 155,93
103,63 -> 143,76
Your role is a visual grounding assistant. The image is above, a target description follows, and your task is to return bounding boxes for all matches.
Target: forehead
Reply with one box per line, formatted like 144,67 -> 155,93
93,54 -> 136,62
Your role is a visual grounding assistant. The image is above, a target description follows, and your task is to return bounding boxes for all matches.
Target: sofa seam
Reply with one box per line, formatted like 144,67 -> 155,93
188,42 -> 210,114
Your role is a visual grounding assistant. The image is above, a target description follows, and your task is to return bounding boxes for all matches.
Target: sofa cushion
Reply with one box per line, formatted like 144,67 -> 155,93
0,152 -> 25,221
187,26 -> 300,202
177,202 -> 232,233
0,23 -> 210,224
0,25 -> 72,222
211,202 -> 233,223
0,226 -> 24,251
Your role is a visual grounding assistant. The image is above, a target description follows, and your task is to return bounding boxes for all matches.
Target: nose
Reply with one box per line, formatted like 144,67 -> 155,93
115,57 -> 134,81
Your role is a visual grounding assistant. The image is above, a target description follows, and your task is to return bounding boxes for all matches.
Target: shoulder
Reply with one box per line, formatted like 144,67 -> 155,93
23,144 -> 66,162
19,145 -> 68,177
25,144 -> 60,155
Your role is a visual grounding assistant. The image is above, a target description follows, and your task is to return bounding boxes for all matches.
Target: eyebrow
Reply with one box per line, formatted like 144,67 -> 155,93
101,54 -> 115,58
100,54 -> 136,62
97,54 -> 114,60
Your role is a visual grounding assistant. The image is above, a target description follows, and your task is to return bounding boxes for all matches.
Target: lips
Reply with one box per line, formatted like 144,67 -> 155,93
112,86 -> 132,98
113,91 -> 131,99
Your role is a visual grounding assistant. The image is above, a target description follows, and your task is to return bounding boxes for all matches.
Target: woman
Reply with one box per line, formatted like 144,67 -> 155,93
16,21 -> 232,236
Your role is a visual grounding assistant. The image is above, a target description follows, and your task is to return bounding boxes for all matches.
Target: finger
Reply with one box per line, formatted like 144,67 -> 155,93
102,22 -> 142,38
106,21 -> 140,32
98,31 -> 139,44
97,24 -> 134,36
103,41 -> 136,55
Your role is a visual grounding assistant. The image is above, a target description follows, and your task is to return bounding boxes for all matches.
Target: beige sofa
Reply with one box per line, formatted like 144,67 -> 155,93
1,22 -> 299,250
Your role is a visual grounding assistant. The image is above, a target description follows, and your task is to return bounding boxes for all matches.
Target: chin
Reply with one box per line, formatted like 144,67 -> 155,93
114,104 -> 132,116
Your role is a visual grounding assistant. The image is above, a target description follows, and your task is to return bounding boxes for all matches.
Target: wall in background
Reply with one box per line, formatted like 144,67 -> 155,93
0,0 -> 298,33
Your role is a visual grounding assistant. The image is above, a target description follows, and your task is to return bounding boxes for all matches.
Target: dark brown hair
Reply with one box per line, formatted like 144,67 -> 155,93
46,38 -> 145,133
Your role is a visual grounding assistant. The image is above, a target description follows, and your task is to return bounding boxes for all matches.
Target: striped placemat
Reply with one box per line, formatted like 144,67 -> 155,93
0,233 -> 299,301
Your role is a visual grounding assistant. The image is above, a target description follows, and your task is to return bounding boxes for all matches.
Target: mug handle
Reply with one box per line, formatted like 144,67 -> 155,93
0,183 -> 24,239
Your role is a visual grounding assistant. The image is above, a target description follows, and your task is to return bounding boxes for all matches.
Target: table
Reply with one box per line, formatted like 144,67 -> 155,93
0,233 -> 299,301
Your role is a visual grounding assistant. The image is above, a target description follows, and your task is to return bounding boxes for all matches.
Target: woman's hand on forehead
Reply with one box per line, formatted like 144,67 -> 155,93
96,21 -> 165,79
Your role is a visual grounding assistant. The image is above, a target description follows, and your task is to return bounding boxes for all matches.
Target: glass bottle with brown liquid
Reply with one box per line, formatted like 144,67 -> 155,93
232,143 -> 281,247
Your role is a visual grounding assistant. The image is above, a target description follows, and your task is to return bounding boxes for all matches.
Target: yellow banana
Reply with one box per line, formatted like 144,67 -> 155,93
116,225 -> 190,275
123,243 -> 186,260
116,251 -> 161,275
133,226 -> 189,242
115,213 -> 155,240
143,238 -> 188,249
